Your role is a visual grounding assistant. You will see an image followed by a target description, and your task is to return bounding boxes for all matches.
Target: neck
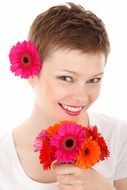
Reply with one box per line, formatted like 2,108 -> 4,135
16,102 -> 89,143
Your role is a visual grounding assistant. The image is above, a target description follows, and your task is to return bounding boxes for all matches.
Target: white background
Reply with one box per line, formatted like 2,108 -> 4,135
0,0 -> 127,136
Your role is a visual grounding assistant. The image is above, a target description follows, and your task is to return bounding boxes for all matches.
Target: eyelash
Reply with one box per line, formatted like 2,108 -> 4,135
58,76 -> 73,82
87,78 -> 102,84
58,76 -> 102,84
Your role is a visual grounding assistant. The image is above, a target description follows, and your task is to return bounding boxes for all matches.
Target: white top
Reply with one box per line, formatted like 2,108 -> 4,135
0,112 -> 127,190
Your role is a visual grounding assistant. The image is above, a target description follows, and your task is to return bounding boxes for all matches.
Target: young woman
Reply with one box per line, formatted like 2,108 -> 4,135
0,2 -> 127,190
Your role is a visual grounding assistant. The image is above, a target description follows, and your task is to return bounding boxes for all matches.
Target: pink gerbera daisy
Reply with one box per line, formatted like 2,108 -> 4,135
9,40 -> 41,79
33,130 -> 48,152
50,121 -> 87,163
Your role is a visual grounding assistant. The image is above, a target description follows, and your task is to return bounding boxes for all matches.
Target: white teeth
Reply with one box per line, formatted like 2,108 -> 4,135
62,104 -> 82,112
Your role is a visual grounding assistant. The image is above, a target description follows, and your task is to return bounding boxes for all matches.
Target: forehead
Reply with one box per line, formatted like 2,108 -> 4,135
43,49 -> 105,75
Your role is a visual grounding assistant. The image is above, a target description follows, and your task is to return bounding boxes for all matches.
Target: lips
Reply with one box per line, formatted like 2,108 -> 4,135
59,103 -> 83,116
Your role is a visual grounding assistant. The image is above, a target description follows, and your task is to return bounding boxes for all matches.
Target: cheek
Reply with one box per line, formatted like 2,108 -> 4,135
50,87 -> 68,101
37,79 -> 67,101
89,86 -> 101,102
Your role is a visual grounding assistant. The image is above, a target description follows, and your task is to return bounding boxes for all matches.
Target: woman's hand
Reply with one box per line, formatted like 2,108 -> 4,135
54,163 -> 115,190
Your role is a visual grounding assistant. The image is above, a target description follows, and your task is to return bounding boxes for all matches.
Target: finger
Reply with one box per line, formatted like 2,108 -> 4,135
57,183 -> 84,190
57,174 -> 83,185
57,183 -> 72,190
54,163 -> 81,175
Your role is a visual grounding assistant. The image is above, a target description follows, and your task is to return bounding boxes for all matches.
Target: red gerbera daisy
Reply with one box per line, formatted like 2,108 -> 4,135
39,139 -> 55,170
85,125 -> 101,139
85,126 -> 110,160
9,40 -> 41,79
96,137 -> 110,160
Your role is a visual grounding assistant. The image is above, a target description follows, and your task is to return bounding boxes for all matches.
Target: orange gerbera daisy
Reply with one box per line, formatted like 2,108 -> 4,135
75,136 -> 101,169
47,124 -> 61,136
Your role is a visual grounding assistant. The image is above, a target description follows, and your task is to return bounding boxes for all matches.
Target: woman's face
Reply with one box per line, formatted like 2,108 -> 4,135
31,49 -> 105,123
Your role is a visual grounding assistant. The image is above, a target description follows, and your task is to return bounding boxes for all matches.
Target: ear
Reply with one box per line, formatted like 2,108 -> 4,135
27,76 -> 38,88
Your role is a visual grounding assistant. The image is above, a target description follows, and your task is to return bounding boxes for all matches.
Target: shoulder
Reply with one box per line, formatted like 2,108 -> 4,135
0,132 -> 11,148
89,111 -> 127,151
0,132 -> 13,166
89,112 -> 127,147
89,112 -> 127,181
89,112 -> 127,132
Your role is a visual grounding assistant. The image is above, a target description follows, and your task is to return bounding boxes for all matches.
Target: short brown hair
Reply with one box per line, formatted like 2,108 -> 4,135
28,2 -> 110,62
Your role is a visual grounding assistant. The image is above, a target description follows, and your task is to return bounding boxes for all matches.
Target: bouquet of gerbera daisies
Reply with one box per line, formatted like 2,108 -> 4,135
34,121 -> 110,170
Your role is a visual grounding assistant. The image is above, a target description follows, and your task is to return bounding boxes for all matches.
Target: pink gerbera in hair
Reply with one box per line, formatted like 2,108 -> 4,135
50,121 -> 87,163
9,40 -> 41,79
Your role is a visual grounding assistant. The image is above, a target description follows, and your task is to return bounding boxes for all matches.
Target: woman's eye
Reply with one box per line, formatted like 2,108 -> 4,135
87,77 -> 101,84
58,76 -> 73,82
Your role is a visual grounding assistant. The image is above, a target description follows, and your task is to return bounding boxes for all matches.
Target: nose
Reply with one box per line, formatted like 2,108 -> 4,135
71,85 -> 89,105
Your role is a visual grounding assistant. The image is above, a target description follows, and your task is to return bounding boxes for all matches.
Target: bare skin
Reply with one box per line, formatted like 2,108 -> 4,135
12,49 -> 127,189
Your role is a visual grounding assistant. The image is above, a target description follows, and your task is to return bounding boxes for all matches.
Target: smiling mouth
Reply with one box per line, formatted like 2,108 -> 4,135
58,103 -> 84,116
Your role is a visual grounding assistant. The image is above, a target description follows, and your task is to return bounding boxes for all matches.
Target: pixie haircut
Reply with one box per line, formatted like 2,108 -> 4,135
28,2 -> 110,62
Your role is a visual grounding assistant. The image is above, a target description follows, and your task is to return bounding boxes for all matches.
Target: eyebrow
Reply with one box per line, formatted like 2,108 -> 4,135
59,70 -> 104,77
